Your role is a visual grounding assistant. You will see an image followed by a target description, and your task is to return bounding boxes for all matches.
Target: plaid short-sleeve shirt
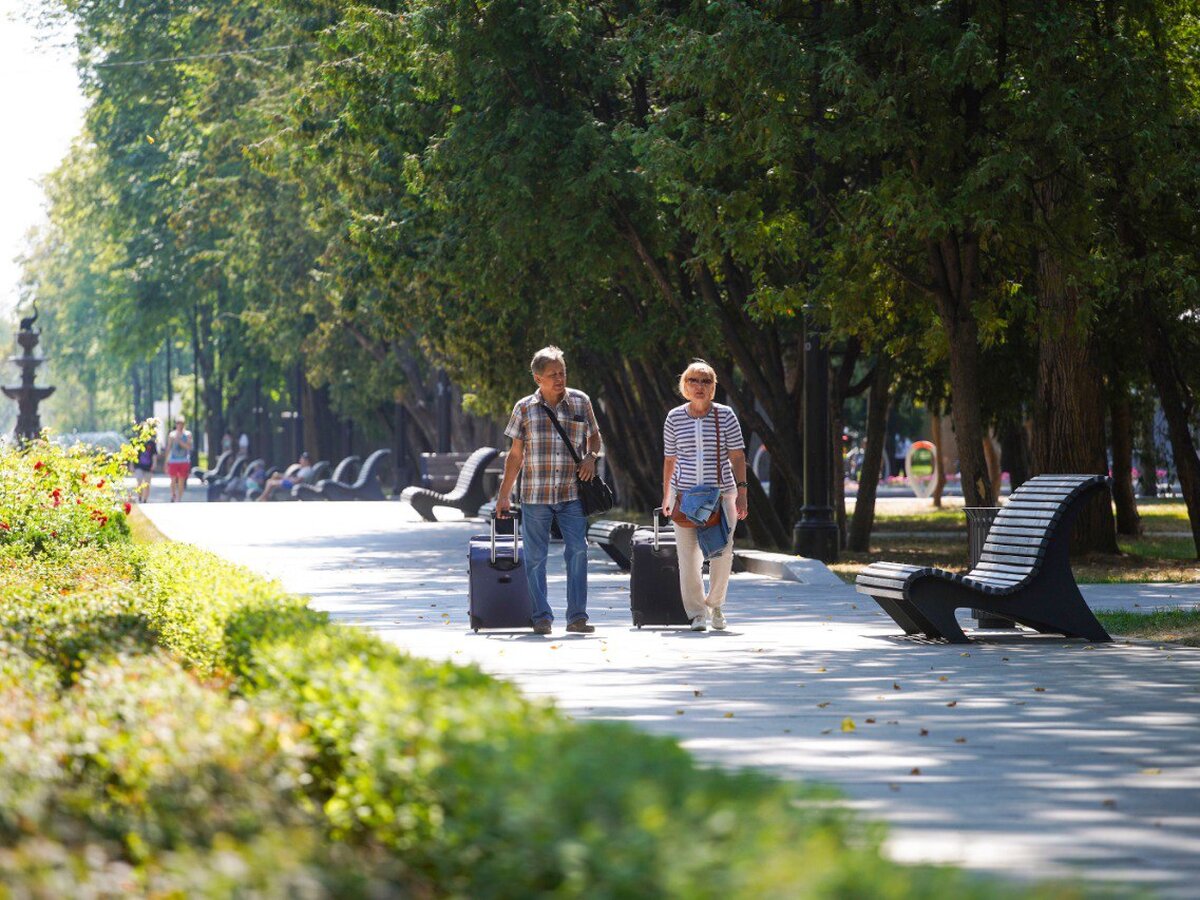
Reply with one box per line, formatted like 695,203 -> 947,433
505,387 -> 600,505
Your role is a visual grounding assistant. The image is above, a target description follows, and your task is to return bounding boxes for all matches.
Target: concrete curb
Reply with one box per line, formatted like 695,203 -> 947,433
732,548 -> 845,586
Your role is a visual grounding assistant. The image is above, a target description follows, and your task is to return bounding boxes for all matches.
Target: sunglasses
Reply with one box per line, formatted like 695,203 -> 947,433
685,377 -> 714,386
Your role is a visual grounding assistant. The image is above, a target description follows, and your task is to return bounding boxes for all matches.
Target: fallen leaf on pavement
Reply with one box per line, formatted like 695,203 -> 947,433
919,729 -> 929,736
841,718 -> 856,732
910,767 -> 922,776
817,702 -> 830,708
946,701 -> 957,707
723,712 -> 734,719
954,737 -> 967,743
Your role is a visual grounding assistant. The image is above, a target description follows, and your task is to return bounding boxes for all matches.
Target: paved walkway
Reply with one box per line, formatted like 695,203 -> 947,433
141,500 -> 1200,897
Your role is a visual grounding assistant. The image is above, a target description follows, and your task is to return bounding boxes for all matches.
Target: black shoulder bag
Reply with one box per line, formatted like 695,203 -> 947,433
539,402 -> 615,516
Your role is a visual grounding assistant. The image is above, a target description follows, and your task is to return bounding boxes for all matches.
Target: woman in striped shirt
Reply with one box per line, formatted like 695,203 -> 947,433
661,360 -> 749,631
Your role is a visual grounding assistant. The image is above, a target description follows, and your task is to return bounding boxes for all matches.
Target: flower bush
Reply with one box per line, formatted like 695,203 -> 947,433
0,434 -> 139,554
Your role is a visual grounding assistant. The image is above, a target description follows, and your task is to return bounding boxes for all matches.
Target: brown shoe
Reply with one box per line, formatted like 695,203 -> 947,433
533,618 -> 552,635
565,620 -> 595,634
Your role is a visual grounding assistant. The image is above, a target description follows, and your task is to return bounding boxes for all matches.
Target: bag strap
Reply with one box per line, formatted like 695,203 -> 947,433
538,401 -> 583,465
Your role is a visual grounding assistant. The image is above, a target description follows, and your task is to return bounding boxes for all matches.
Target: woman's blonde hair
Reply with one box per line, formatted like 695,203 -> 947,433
677,359 -> 717,398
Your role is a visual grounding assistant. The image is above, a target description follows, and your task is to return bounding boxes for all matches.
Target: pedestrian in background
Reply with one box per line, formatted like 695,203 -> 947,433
133,426 -> 158,503
163,416 -> 193,502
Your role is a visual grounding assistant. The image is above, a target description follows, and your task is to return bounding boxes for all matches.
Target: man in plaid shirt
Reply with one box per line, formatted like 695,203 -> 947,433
496,346 -> 604,634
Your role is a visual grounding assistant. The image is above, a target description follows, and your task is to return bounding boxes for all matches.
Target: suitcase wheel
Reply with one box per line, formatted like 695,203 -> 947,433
470,615 -> 482,632
632,611 -> 644,629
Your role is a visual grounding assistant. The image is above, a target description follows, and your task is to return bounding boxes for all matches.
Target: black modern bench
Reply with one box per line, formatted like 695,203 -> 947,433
294,450 -> 391,501
401,447 -> 500,521
192,449 -> 233,485
856,474 -> 1113,644
206,455 -> 248,501
418,451 -> 474,493
291,455 -> 359,501
588,520 -> 638,570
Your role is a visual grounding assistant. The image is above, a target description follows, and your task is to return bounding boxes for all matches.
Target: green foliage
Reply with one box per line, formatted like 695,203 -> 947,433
0,436 -> 136,555
0,452 -> 1080,897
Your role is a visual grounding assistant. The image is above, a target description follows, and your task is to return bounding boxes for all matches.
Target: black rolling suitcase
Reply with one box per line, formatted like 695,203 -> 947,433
629,509 -> 690,628
468,513 -> 533,632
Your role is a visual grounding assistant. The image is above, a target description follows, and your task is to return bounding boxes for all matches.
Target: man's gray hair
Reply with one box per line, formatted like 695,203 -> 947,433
530,345 -> 566,376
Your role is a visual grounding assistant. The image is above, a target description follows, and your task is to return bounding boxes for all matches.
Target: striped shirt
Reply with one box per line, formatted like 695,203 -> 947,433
505,387 -> 600,505
663,403 -> 744,491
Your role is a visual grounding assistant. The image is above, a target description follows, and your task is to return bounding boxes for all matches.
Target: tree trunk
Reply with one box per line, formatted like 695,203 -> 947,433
930,412 -> 948,508
1141,311 -> 1200,559
1030,178 -> 1118,553
998,418 -> 1031,492
1109,389 -> 1142,536
982,432 -> 1002,500
929,233 -> 995,507
848,357 -> 892,551
1136,402 -> 1159,499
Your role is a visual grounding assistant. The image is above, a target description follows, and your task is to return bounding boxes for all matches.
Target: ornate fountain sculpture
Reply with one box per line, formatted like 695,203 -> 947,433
2,304 -> 55,442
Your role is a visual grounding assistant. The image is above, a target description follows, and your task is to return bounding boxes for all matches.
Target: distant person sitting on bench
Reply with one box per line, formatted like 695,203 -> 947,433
258,451 -> 314,501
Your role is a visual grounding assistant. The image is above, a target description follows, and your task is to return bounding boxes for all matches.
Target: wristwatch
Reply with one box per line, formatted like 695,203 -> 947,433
736,480 -> 749,488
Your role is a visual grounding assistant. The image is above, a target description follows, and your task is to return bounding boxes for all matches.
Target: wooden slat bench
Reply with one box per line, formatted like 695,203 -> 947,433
401,447 -> 500,520
587,520 -> 638,571
856,474 -> 1113,644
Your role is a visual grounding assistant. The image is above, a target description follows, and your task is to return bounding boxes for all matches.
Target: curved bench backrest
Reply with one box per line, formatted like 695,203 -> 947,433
968,474 -> 1109,588
451,447 -> 500,496
332,455 -> 361,484
204,449 -> 233,478
353,449 -> 392,489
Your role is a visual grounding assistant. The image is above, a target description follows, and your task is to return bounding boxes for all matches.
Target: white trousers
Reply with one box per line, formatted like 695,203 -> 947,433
671,489 -> 738,619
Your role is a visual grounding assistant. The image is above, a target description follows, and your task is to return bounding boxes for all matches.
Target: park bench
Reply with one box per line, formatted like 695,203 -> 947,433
587,519 -> 638,570
206,455 -> 248,501
294,449 -> 392,501
222,458 -> 266,501
401,447 -> 500,521
191,449 -> 233,484
291,455 -> 360,501
855,474 -> 1113,644
418,451 -> 474,493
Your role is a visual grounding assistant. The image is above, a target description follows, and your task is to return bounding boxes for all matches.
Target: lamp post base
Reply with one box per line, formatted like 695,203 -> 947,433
793,516 -> 839,563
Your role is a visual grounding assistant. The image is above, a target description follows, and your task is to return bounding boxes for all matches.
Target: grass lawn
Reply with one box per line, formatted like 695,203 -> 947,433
832,498 -> 1197,584
1095,608 -> 1200,647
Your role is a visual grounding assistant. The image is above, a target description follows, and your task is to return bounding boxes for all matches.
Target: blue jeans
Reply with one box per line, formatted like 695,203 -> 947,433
522,500 -> 589,624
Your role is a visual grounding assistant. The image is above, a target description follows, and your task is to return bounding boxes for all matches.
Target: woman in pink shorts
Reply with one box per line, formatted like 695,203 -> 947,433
163,416 -> 194,502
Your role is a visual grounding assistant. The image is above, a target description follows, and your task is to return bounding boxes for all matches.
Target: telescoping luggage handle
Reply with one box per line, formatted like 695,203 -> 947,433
653,507 -> 665,551
491,509 -> 520,565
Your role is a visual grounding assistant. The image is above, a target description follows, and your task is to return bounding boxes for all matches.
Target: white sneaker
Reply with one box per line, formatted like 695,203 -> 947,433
710,606 -> 726,631
690,615 -> 707,632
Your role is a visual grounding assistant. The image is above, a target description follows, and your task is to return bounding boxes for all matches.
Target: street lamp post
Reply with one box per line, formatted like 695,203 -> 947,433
793,314 -> 839,562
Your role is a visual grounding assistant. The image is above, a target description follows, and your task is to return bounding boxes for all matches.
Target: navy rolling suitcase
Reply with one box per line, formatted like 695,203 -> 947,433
629,509 -> 690,628
469,513 -> 534,632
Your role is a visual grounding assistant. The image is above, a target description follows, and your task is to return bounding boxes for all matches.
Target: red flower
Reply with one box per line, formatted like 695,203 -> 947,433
123,502 -> 132,515
33,460 -> 44,471
0,522 -> 9,531
97,479 -> 105,488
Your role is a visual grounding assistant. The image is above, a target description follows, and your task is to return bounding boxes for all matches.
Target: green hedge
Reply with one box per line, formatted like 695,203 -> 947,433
0,438 -> 1086,895
0,540 -> 1088,898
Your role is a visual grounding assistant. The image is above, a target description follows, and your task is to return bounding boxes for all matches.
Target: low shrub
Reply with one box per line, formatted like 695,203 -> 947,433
0,444 -> 1086,897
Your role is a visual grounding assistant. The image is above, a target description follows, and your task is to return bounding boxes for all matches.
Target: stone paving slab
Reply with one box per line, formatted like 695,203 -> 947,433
142,501 -> 1200,896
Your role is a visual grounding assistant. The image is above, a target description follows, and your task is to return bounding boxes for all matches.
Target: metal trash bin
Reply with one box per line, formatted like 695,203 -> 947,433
962,506 -> 1014,629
